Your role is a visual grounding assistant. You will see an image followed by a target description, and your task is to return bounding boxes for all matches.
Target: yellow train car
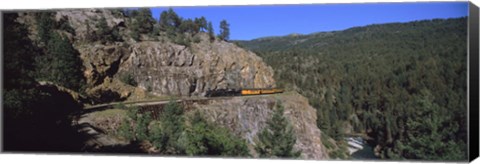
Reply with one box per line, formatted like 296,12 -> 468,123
260,89 -> 276,94
241,89 -> 262,95
241,88 -> 284,96
272,88 -> 284,93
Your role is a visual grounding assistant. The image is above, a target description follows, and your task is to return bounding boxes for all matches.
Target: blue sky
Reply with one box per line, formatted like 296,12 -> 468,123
150,2 -> 468,40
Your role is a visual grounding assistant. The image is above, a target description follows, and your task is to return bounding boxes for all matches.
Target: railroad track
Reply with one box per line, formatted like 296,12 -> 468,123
82,94 -> 274,111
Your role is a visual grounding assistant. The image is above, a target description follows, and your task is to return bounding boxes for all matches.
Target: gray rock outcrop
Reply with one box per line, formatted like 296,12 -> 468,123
119,35 -> 276,96
186,92 -> 329,159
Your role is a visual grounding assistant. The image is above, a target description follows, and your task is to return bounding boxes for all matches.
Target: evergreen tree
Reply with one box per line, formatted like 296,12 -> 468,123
117,105 -> 139,141
218,20 -> 230,41
35,12 -> 55,45
396,89 -> 466,160
135,112 -> 152,141
194,16 -> 207,32
3,13 -> 39,120
159,8 -> 182,31
84,20 -> 95,42
151,101 -> 186,154
95,16 -> 110,42
185,111 -> 250,157
179,18 -> 195,34
130,8 -> 156,40
56,16 -> 75,34
4,14 -> 37,89
136,8 -> 156,33
110,8 -> 125,18
159,8 -> 182,40
36,32 -> 85,91
130,26 -> 140,41
255,102 -> 301,158
4,13 -> 84,151
207,21 -> 215,41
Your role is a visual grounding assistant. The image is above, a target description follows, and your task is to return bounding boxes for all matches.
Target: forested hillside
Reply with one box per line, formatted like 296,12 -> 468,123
237,17 -> 468,160
3,8 -> 311,159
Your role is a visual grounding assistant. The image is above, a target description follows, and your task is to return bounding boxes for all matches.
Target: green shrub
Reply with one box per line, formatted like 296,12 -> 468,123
255,102 -> 301,158
155,101 -> 186,154
192,35 -> 201,43
173,34 -> 191,47
135,112 -> 152,141
120,73 -> 138,86
117,118 -> 133,140
185,111 -> 250,157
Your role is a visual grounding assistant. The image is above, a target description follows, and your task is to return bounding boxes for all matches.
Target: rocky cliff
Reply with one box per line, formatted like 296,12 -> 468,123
17,9 -> 275,99
13,9 -> 329,159
121,36 -> 275,96
184,92 -> 329,159
79,92 -> 329,159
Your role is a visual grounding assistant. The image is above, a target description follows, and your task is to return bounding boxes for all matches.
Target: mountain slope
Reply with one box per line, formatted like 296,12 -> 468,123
238,17 -> 468,160
4,9 -> 330,159
15,9 -> 276,101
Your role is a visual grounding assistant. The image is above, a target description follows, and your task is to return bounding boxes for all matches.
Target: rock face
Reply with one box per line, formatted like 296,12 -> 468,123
120,35 -> 276,96
184,92 -> 329,160
80,92 -> 330,159
55,9 -> 128,42
17,9 -> 275,98
13,10 -> 329,159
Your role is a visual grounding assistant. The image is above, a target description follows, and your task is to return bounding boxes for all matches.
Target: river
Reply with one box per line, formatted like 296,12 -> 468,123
346,137 -> 378,160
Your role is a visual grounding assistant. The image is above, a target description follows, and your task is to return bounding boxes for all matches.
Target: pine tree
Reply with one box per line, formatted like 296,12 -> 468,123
207,21 -> 215,41
185,111 -> 250,157
4,14 -> 37,89
159,8 -> 182,30
179,18 -> 195,34
151,101 -> 186,154
3,13 -> 39,119
136,8 -> 156,34
130,8 -> 156,41
398,89 -> 466,160
159,8 -> 182,40
194,16 -> 207,32
84,20 -> 95,42
95,16 -> 110,42
36,32 -> 85,91
135,112 -> 152,141
36,12 -> 55,45
218,20 -> 230,41
255,102 -> 301,158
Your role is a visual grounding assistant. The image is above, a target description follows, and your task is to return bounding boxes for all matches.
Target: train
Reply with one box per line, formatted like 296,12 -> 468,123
205,88 -> 284,97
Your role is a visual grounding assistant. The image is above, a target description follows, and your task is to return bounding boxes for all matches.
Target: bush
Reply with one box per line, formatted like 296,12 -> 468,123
35,12 -> 55,45
115,100 -> 251,157
117,118 -> 133,140
117,105 -> 153,142
110,9 -> 124,18
135,112 -> 152,141
192,35 -> 201,43
57,16 -> 75,35
155,101 -> 186,154
185,111 -> 250,157
130,30 -> 140,41
120,73 -> 137,86
255,102 -> 301,158
173,34 -> 191,47
35,32 -> 85,92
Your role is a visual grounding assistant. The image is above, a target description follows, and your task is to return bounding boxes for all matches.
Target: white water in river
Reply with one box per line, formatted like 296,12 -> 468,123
346,137 -> 377,159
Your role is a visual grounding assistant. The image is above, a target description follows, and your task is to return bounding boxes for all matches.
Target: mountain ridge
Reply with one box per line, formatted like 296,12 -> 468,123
237,16 -> 468,160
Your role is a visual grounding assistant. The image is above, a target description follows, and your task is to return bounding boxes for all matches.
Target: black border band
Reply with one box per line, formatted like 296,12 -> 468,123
469,2 -> 479,162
